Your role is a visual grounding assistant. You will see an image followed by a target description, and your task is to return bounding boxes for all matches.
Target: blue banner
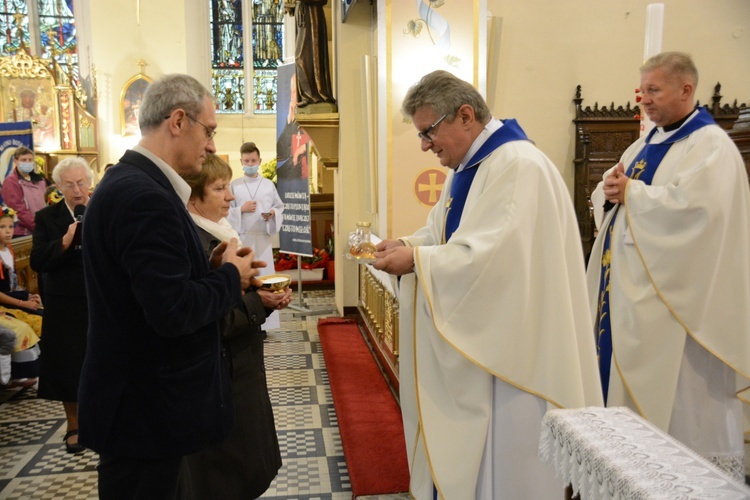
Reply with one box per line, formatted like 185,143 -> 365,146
0,121 -> 33,183
276,63 -> 313,257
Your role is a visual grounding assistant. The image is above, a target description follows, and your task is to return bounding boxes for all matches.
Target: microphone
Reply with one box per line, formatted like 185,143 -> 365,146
74,204 -> 85,223
72,204 -> 85,248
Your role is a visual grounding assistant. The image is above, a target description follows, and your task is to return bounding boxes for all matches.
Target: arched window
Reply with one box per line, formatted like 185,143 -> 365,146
210,0 -> 284,115
0,0 -> 78,84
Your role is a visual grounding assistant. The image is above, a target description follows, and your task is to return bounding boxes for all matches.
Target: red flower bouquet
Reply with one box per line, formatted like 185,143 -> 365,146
273,248 -> 331,270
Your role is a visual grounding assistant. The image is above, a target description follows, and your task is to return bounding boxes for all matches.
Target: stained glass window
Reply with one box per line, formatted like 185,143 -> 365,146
210,0 -> 284,115
37,0 -> 78,85
0,0 -> 30,56
0,0 -> 78,84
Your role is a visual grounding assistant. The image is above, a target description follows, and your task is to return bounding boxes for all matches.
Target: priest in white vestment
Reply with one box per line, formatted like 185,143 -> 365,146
227,142 -> 284,330
587,52 -> 750,481
373,70 -> 603,499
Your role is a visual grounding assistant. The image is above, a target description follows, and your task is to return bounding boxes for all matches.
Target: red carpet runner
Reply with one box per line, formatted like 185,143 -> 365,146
317,317 -> 410,497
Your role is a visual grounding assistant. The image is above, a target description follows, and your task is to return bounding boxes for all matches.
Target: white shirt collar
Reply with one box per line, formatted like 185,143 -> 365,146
132,144 -> 192,206
648,109 -> 699,145
456,118 -> 503,172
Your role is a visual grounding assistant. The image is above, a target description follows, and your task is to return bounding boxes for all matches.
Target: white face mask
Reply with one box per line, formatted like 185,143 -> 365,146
243,165 -> 260,176
18,161 -> 35,174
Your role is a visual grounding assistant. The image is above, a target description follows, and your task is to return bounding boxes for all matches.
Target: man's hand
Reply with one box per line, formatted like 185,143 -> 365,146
213,239 -> 260,290
375,238 -> 405,252
209,241 -> 229,270
261,209 -> 274,221
258,287 -> 293,310
241,200 -> 257,213
603,163 -> 628,204
372,245 -> 415,276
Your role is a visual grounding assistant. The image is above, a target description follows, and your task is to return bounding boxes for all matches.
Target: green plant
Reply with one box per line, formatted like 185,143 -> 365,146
261,157 -> 277,184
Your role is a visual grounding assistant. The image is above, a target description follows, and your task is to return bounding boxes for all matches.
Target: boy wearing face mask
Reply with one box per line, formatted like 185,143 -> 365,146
2,147 -> 50,237
227,142 -> 284,331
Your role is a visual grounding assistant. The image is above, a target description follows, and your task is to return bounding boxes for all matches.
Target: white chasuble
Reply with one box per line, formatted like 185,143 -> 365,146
587,122 -> 750,478
399,139 -> 602,499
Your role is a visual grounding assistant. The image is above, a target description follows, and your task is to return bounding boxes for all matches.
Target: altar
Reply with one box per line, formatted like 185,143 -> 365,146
0,50 -> 98,178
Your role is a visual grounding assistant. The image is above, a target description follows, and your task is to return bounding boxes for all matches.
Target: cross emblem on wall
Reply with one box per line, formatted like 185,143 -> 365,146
414,168 -> 447,206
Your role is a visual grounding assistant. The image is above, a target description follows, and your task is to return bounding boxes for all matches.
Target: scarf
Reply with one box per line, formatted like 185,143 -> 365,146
189,213 -> 241,243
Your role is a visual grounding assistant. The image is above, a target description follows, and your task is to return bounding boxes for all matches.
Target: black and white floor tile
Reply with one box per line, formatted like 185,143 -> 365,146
0,289 -> 408,500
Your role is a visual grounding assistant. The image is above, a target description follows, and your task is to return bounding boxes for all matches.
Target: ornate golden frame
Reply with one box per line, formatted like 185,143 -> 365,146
0,51 -> 61,152
120,72 -> 152,137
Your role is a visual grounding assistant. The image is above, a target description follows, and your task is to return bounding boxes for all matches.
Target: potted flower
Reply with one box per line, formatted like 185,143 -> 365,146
301,247 -> 330,270
273,248 -> 330,281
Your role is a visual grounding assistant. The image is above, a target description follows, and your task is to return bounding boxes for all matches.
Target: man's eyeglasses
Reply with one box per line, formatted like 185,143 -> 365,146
163,112 -> 217,141
417,114 -> 447,142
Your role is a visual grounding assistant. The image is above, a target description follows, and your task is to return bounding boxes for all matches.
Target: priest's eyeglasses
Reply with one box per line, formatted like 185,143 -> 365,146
417,114 -> 447,142
163,112 -> 217,141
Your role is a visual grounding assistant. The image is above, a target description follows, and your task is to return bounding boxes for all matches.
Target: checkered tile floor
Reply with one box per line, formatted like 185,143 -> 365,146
0,289 -> 389,500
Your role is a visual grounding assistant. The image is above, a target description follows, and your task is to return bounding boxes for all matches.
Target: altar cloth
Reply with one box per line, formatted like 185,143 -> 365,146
540,407 -> 750,499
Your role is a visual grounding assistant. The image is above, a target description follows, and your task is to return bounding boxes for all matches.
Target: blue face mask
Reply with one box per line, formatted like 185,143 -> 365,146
243,165 -> 259,176
18,162 -> 35,174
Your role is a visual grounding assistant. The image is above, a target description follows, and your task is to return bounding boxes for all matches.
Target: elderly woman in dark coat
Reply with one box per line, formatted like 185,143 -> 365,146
30,156 -> 93,454
178,154 -> 291,499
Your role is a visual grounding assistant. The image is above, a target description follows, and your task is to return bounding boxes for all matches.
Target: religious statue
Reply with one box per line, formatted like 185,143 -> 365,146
287,0 -> 337,113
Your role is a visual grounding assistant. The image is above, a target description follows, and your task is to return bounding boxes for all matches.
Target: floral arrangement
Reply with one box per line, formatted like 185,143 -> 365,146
46,187 -> 63,205
34,156 -> 45,173
261,158 -> 277,184
273,247 -> 331,271
0,205 -> 17,218
302,247 -> 331,269
45,185 -> 94,206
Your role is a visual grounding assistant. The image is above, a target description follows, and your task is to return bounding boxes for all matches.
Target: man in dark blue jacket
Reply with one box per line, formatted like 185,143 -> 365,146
79,74 -> 258,500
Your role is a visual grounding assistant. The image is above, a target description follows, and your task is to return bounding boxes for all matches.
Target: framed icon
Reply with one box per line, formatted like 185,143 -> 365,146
120,73 -> 152,136
2,76 -> 60,151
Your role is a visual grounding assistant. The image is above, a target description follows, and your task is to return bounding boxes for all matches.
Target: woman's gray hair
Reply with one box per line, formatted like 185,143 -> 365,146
52,157 -> 93,185
138,74 -> 214,132
641,51 -> 698,87
401,70 -> 491,123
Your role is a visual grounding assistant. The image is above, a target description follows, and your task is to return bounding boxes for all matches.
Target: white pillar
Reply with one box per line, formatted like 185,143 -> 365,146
640,3 -> 664,136
283,9 -> 296,65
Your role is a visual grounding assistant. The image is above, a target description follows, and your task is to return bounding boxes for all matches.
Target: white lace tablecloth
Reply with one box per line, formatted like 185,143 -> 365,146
540,407 -> 750,499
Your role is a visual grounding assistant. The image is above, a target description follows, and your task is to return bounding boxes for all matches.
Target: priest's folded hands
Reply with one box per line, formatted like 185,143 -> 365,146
602,162 -> 629,204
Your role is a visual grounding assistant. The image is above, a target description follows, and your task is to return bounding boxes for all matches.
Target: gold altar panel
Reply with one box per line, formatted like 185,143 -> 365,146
0,52 -> 61,152
358,265 -> 399,381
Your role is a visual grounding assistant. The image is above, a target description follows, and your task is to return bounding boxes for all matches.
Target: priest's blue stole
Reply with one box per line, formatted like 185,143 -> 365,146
443,119 -> 530,243
596,108 -> 715,403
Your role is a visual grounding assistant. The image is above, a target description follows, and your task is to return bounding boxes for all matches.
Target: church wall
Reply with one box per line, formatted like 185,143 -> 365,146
364,0 -> 749,238
88,0 -> 191,170
89,0 -> 279,181
334,1 -> 378,311
486,0 -> 750,194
